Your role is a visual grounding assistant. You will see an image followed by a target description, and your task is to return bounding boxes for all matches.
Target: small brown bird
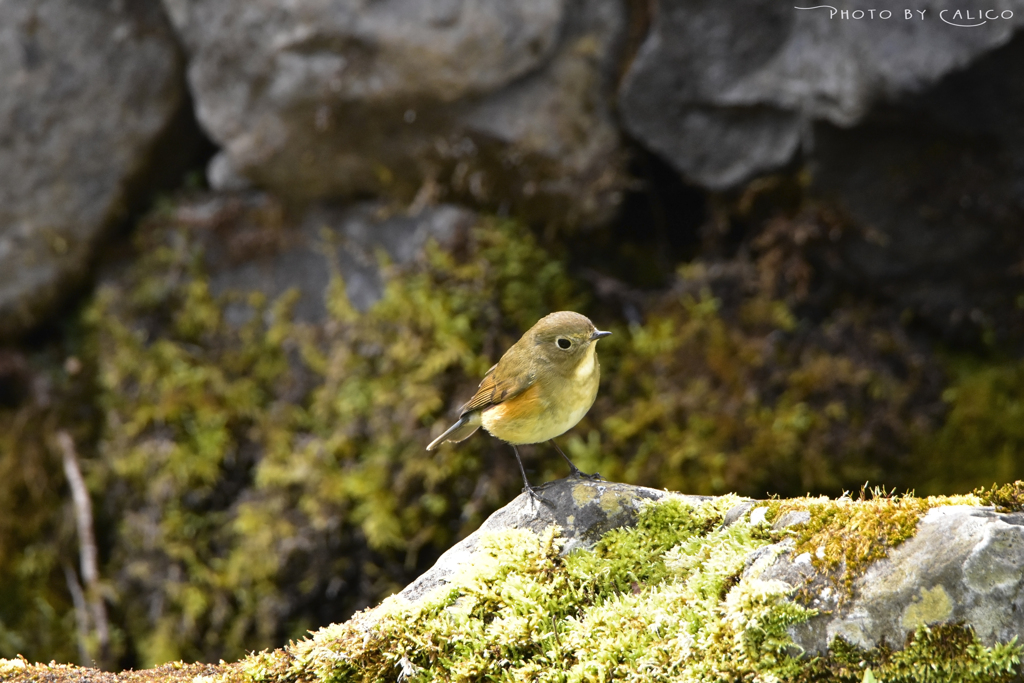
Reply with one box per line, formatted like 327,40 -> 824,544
426,311 -> 611,497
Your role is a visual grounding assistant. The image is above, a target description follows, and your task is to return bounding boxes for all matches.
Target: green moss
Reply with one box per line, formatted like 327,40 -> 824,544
82,209 -> 583,664
883,625 -> 1021,683
3,187 -> 1023,667
800,625 -> 1021,683
567,496 -> 732,595
0,342 -> 96,663
766,493 -> 928,598
973,481 -> 1024,512
569,269 -> 945,498
83,224 -> 301,663
3,492 -> 1022,682
243,497 -> 813,683
238,496 -> 1022,683
912,358 -> 1024,494
0,656 -> 244,683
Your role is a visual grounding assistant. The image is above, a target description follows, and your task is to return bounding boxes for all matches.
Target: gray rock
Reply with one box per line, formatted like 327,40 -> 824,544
619,0 -> 1024,189
773,509 -> 811,530
391,484 -> 1024,656
722,500 -> 756,527
164,0 -> 626,226
771,505 -> 1024,653
0,0 -> 188,337
398,478 -> 711,604
170,194 -> 475,323
206,151 -> 254,193
808,35 -> 1024,343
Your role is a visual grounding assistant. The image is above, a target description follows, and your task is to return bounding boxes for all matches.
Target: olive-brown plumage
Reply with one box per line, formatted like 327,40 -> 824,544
427,311 -> 611,495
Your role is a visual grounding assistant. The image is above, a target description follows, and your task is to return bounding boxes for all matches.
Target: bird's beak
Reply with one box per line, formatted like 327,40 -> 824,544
590,330 -> 612,341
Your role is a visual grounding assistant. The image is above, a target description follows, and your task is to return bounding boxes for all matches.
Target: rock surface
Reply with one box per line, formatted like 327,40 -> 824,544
809,35 -> 1024,342
0,0 -> 190,337
619,0 -> 1024,189
773,504 -> 1024,653
398,478 -> 711,604
163,0 -> 626,226
162,194 -> 475,323
2,482 -> 1023,680
392,481 -> 1024,653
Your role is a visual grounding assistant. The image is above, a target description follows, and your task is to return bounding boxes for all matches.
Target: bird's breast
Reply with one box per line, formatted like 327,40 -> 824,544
481,345 -> 600,445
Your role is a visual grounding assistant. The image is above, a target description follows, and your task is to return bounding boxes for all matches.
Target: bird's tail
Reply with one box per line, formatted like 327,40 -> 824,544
426,413 -> 481,451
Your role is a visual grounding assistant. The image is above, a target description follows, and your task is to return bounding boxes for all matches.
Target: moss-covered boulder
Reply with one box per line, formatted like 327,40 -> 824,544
245,481 -> 1023,682
5,481 -> 1023,682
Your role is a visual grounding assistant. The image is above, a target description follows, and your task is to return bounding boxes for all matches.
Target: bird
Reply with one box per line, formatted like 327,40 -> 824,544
426,311 -> 611,498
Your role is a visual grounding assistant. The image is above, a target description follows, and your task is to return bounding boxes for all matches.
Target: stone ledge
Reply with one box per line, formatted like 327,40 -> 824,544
4,479 -> 1022,682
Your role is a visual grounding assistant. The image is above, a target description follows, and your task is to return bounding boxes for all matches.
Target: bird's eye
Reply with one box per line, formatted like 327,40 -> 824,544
556,337 -> 572,350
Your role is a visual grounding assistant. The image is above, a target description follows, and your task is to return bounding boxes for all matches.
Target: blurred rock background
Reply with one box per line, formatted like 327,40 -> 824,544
1,0 -> 1023,670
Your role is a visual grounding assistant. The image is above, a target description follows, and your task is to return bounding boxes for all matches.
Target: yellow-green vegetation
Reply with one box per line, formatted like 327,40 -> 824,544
82,208 -> 583,664
805,625 -> 1021,683
1,490 -> 1022,682
913,357 -> 1024,495
973,481 -> 1024,512
0,655 -> 229,683
0,403 -> 68,661
242,496 -> 815,682
0,344 -> 95,664
566,267 -> 942,497
82,202 -> 943,664
237,497 -> 1021,683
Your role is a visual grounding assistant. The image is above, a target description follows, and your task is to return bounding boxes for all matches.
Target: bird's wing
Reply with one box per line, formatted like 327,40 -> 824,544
459,360 -> 535,415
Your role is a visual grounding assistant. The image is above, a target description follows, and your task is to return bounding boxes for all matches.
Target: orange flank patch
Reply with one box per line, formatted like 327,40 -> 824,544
480,383 -> 549,445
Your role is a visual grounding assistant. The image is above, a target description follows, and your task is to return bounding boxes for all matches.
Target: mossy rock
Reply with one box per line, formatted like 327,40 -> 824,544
5,481 -> 1022,683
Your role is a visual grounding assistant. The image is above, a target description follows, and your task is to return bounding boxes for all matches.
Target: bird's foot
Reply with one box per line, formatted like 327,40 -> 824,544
522,485 -> 555,507
567,465 -> 604,481
549,440 -> 602,482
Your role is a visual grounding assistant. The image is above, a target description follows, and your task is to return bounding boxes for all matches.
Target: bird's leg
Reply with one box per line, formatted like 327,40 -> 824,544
549,439 -> 582,477
512,444 -> 546,504
550,439 -> 602,480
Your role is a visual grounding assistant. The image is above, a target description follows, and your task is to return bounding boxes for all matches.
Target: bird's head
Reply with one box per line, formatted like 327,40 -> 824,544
527,311 -> 611,370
